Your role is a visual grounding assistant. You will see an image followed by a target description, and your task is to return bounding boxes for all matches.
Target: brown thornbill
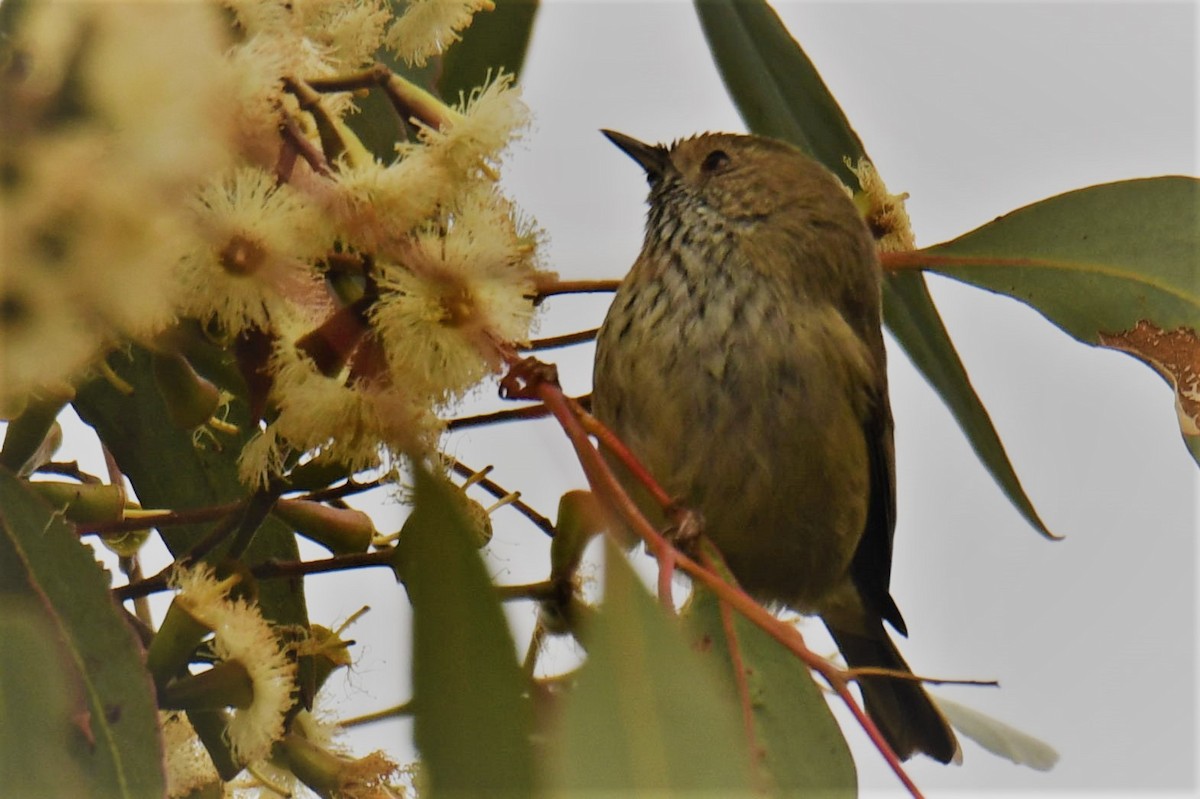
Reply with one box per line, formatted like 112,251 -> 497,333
591,130 -> 959,763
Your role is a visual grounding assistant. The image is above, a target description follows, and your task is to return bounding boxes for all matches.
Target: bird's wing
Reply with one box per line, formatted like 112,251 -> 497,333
849,390 -> 908,636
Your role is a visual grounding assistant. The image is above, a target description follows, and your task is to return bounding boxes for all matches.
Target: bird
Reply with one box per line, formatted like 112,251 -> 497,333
591,129 -> 959,763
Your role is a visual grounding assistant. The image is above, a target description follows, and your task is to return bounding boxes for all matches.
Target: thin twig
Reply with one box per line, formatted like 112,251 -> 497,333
495,581 -> 557,602
522,328 -> 599,351
275,130 -> 300,183
534,279 -> 621,299
81,500 -> 243,536
306,64 -> 391,94
114,550 -> 394,602
181,502 -> 250,564
252,550 -> 393,581
279,114 -> 333,177
113,571 -> 170,602
299,475 -> 389,503
522,621 -> 548,680
110,502 -> 250,602
449,459 -> 556,538
121,555 -> 154,628
846,668 -> 999,689
338,700 -> 414,728
446,403 -> 552,431
113,492 -> 279,602
80,477 -> 387,537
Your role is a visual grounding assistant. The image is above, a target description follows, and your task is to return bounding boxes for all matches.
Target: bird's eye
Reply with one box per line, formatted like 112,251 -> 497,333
700,149 -> 730,174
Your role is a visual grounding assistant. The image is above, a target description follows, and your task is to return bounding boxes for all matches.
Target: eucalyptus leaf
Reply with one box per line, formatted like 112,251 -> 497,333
439,0 -> 540,101
0,608 -> 90,798
73,346 -> 308,629
551,539 -> 756,794
921,177 -> 1198,342
0,469 -> 164,799
349,0 -> 540,163
883,275 -> 1055,537
914,176 -> 1200,461
684,589 -> 856,796
694,0 -> 863,187
406,463 -> 535,796
937,696 -> 1059,771
695,0 -> 1054,536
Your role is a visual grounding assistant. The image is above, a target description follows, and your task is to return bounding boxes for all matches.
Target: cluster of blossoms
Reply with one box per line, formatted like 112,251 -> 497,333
0,3 -> 233,414
167,565 -> 298,766
2,0 -> 545,487
847,158 -> 916,253
159,566 -> 406,798
4,1 -> 541,796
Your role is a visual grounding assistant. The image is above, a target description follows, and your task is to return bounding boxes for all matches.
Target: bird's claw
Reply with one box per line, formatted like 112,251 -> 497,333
663,504 -> 704,555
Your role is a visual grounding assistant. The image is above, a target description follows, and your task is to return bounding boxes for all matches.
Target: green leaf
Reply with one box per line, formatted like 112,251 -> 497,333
0,469 -> 164,799
551,539 -> 756,794
0,608 -> 90,797
345,0 -> 540,163
937,696 -> 1059,772
406,463 -> 535,796
439,0 -> 541,100
73,346 -> 308,629
915,177 -> 1200,461
684,589 -> 856,796
695,0 -> 1054,536
883,275 -> 1055,537
694,0 -> 864,188
923,177 -> 1198,342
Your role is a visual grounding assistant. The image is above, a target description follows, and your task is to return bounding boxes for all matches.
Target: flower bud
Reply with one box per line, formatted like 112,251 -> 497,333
151,352 -> 221,431
383,72 -> 463,132
26,481 -> 124,524
278,732 -> 400,798
549,490 -> 606,582
302,624 -> 355,696
274,498 -> 376,555
159,660 -> 255,711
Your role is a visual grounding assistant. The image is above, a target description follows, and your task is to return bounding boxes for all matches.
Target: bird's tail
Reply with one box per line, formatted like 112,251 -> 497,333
824,620 -> 960,763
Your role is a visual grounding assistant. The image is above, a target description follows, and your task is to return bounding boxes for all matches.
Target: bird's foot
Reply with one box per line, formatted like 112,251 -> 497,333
663,504 -> 705,556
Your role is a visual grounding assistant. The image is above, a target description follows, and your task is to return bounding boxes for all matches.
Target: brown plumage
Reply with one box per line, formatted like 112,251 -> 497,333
592,130 -> 958,763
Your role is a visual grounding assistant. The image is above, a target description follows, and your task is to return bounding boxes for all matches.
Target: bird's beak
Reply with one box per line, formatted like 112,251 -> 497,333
601,129 -> 669,180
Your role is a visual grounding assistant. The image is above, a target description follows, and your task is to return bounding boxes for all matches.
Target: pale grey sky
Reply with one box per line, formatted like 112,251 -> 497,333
472,2 -> 1197,794
53,2 -> 1197,795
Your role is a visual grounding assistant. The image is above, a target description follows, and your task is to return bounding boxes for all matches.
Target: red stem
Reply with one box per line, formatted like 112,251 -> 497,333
881,250 -> 1046,273
576,406 -> 676,512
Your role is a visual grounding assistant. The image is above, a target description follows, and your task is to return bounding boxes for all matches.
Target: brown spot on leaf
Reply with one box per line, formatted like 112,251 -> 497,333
1099,321 -> 1200,436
